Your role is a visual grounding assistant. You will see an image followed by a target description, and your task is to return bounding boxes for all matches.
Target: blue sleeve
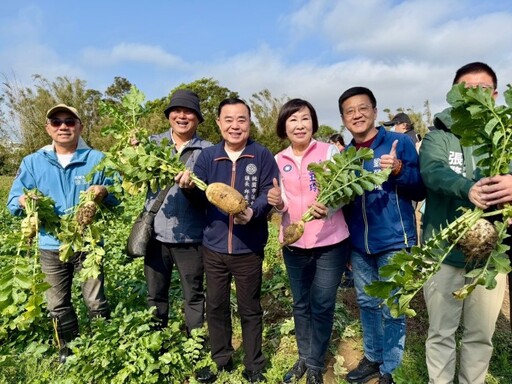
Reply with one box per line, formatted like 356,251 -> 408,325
7,158 -> 34,216
394,136 -> 426,201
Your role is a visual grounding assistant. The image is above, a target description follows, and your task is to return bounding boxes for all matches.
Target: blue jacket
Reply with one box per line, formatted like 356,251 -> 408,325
343,126 -> 425,254
7,138 -> 119,250
192,139 -> 279,254
146,131 -> 212,243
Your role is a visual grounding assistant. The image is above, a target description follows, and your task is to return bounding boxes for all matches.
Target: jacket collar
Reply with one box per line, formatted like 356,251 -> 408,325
281,139 -> 319,159
212,139 -> 256,159
41,136 -> 90,153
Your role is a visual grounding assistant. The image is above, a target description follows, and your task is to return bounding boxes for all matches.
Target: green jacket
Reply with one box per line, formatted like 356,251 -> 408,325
419,108 -> 485,268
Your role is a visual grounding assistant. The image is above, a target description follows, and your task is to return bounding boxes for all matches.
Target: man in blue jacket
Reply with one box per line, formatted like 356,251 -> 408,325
338,87 -> 425,384
178,98 -> 279,383
7,104 -> 118,363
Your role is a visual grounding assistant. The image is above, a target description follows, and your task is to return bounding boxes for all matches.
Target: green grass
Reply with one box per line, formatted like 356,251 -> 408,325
0,175 -> 509,383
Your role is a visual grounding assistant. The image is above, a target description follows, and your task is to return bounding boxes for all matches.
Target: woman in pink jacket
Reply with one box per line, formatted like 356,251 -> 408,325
267,99 -> 350,384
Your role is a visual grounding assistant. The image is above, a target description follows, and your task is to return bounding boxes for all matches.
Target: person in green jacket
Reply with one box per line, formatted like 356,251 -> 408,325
419,62 -> 508,384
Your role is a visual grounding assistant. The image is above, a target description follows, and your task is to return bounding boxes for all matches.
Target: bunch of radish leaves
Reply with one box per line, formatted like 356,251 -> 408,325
92,86 -> 206,195
305,146 -> 391,221
281,147 -> 390,246
58,190 -> 110,281
366,84 -> 512,317
0,189 -> 57,336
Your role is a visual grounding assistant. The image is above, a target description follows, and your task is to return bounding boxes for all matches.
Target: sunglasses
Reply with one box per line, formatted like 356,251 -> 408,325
48,118 -> 78,128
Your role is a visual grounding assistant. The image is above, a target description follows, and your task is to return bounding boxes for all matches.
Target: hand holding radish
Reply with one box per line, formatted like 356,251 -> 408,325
234,207 -> 253,225
476,175 -> 512,206
87,185 -> 108,202
175,170 -> 195,189
308,201 -> 328,219
468,182 -> 489,209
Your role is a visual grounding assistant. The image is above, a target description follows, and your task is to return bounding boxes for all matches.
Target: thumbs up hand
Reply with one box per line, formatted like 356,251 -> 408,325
380,140 -> 402,175
267,177 -> 284,209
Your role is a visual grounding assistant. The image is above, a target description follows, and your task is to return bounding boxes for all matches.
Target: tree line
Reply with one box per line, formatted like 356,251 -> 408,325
0,74 -> 432,176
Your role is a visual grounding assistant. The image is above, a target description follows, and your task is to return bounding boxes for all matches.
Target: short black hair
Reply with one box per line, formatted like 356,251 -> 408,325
338,86 -> 377,115
329,133 -> 345,146
275,98 -> 319,140
217,98 -> 251,117
452,62 -> 497,89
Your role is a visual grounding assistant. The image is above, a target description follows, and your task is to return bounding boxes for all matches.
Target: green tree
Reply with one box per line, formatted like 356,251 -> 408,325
104,76 -> 133,103
423,99 -> 433,128
2,75 -> 104,154
145,78 -> 239,145
315,124 -> 338,142
249,89 -> 289,154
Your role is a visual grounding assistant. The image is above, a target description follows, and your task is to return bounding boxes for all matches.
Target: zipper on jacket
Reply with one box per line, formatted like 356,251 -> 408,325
361,158 -> 371,254
228,161 -> 237,254
394,185 -> 408,247
363,192 -> 370,254
62,166 -> 74,210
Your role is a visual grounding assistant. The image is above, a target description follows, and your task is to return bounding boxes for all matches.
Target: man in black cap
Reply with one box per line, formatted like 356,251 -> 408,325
143,89 -> 212,343
383,112 -> 419,144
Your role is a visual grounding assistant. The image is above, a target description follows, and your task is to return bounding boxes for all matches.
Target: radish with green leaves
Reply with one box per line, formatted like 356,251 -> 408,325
93,86 -> 248,215
366,84 -> 512,317
280,146 -> 390,246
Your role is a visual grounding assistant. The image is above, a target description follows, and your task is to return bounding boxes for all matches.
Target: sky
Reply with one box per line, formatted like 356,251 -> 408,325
1,0 -> 512,140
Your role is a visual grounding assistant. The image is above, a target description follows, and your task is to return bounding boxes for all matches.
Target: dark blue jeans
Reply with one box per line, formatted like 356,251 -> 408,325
144,240 -> 205,332
351,248 -> 406,375
283,240 -> 350,371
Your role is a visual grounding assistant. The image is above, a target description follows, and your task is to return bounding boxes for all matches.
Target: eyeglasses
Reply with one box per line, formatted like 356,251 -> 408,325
342,104 -> 374,119
464,83 -> 494,90
48,118 -> 78,128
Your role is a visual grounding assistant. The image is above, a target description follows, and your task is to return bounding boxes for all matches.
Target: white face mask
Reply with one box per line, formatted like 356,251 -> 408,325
389,126 -> 396,132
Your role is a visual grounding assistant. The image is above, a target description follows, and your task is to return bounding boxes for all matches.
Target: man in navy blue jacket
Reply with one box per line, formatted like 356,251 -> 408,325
338,87 -> 425,384
178,98 -> 278,383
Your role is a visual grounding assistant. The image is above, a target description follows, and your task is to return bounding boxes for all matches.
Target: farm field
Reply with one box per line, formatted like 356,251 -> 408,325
0,175 -> 510,383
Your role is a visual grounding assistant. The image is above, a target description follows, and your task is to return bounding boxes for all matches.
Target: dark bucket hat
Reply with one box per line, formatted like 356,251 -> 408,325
164,89 -> 204,123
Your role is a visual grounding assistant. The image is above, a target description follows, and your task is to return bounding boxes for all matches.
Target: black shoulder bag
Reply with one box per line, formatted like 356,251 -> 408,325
126,149 -> 193,258
125,185 -> 171,258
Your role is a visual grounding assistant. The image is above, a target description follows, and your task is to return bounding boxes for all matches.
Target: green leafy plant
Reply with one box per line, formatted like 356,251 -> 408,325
282,147 -> 391,245
62,304 -> 209,384
366,84 -> 512,317
95,86 -> 248,214
0,189 -> 56,341
57,190 -> 109,281
94,86 -> 189,194
19,189 -> 60,244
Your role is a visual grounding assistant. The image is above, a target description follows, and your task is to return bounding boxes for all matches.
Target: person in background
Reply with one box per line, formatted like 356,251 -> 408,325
383,113 -> 419,145
338,87 -> 425,384
329,133 -> 346,152
268,99 -> 350,384
420,61 -> 508,384
177,98 -> 279,383
144,89 -> 211,337
328,133 -> 354,288
7,104 -> 118,363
